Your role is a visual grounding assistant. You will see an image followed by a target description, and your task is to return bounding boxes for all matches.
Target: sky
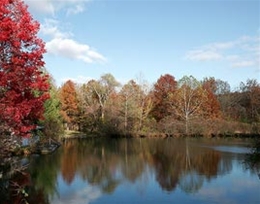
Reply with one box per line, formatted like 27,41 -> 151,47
23,0 -> 260,89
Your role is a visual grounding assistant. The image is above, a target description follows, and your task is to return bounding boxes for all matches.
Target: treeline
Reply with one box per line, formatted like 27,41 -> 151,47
48,73 -> 260,138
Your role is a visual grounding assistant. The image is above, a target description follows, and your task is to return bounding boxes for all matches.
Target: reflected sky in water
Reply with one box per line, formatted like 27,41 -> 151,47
7,138 -> 260,204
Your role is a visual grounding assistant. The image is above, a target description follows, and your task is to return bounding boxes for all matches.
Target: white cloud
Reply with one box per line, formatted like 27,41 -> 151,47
52,186 -> 101,204
231,60 -> 255,68
24,0 -> 55,14
226,55 -> 239,61
25,1 -> 106,65
185,35 -> 260,69
185,50 -> 223,61
67,4 -> 85,16
211,42 -> 235,50
185,41 -> 236,62
87,50 -> 106,61
41,18 -> 106,64
24,0 -> 89,15
46,38 -> 106,63
40,19 -> 72,39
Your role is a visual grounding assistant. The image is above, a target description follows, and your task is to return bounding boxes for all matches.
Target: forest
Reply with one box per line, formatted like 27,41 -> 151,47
0,0 -> 259,144
1,1 -> 260,203
51,73 -> 260,138
0,0 -> 260,157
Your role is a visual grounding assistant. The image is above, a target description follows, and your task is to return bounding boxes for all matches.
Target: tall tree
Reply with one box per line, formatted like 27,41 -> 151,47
41,76 -> 63,139
88,74 -> 120,121
0,0 -> 49,136
202,77 -> 221,118
239,79 -> 260,122
59,80 -> 79,130
136,80 -> 153,132
119,80 -> 142,132
151,74 -> 177,121
79,81 -> 101,132
170,76 -> 207,134
214,79 -> 235,119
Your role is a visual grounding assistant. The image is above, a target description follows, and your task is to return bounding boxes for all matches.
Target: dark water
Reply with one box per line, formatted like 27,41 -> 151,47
2,138 -> 260,204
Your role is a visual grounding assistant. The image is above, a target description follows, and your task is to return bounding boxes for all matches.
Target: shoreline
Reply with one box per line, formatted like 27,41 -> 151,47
60,131 -> 260,139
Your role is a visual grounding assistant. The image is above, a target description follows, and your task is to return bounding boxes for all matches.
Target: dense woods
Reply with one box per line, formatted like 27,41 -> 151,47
57,73 -> 260,138
0,1 -> 259,203
0,0 -> 259,143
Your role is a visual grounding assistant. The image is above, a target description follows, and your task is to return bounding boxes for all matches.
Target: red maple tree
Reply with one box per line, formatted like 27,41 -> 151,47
0,0 -> 49,137
151,74 -> 177,121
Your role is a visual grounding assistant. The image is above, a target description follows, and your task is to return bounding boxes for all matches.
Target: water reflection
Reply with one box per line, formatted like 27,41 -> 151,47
1,138 -> 260,204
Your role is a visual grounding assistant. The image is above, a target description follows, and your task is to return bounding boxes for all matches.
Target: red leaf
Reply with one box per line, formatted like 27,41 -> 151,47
0,0 -> 49,137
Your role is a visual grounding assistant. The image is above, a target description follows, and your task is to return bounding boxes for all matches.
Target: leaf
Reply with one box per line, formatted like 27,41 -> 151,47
0,0 -> 49,137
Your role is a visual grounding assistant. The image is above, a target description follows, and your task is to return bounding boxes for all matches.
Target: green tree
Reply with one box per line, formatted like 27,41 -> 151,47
79,81 -> 101,133
41,77 -> 63,139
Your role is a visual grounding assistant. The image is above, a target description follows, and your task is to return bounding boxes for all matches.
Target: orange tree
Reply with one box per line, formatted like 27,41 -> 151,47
59,80 -> 79,130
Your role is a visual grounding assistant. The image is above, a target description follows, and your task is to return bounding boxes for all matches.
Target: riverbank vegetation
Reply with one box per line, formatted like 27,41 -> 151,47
57,74 -> 260,139
0,1 -> 259,202
0,0 -> 259,162
0,0 -> 51,171
0,0 -> 259,163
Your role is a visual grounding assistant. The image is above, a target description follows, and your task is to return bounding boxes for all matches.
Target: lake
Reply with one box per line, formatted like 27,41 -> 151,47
2,138 -> 260,204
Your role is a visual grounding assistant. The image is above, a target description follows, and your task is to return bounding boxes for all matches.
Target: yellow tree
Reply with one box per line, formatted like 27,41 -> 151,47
88,74 -> 120,121
77,82 -> 100,132
135,76 -> 153,132
118,80 -> 140,132
170,76 -> 207,134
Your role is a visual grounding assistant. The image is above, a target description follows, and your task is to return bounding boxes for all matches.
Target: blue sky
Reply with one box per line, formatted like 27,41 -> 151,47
24,0 -> 260,88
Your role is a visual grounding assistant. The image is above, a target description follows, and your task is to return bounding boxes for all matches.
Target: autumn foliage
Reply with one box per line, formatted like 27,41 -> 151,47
201,77 -> 221,119
57,73 -> 260,137
59,80 -> 79,130
0,0 -> 49,136
151,74 -> 177,121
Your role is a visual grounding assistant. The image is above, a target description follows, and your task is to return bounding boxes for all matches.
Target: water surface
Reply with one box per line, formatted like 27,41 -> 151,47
4,138 -> 260,203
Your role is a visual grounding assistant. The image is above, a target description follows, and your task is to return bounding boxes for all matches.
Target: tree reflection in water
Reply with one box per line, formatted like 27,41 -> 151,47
57,138 -> 224,194
244,138 -> 260,180
1,137 -> 259,203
